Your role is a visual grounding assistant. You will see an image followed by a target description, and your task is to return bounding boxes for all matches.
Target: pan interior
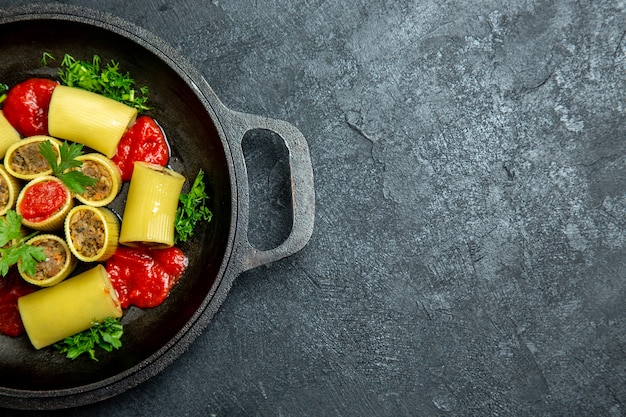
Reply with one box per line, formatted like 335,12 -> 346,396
0,18 -> 232,391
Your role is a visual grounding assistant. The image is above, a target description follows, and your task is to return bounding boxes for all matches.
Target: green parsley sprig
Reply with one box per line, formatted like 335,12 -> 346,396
39,140 -> 97,194
0,210 -> 45,277
42,52 -> 149,111
54,317 -> 124,361
175,169 -> 212,243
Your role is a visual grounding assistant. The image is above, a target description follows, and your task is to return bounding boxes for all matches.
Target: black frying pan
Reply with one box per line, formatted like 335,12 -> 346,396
0,3 -> 314,410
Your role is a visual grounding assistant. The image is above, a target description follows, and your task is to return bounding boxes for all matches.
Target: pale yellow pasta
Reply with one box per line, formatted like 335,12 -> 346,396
18,234 -> 77,287
0,165 -> 21,215
17,264 -> 122,350
119,162 -> 185,248
74,153 -> 122,207
0,110 -> 20,158
4,136 -> 61,180
48,85 -> 137,158
65,205 -> 119,262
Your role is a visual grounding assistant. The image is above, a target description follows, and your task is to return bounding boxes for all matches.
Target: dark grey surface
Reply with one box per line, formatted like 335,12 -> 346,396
1,0 -> 625,415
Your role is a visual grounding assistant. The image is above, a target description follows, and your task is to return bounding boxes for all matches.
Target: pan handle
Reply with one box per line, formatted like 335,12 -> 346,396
223,109 -> 315,273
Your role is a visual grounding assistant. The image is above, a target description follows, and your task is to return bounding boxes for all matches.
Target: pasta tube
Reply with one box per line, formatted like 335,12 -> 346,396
18,234 -> 77,287
16,175 -> 74,231
17,264 -> 122,350
0,110 -> 20,158
119,162 -> 185,248
4,136 -> 61,180
0,165 -> 21,216
74,153 -> 122,207
48,85 -> 137,158
65,205 -> 120,262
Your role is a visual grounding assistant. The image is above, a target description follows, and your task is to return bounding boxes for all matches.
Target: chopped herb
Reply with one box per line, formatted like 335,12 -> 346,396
0,210 -> 45,277
39,140 -> 97,194
53,317 -> 123,361
175,169 -> 212,243
48,53 -> 150,111
41,51 -> 54,66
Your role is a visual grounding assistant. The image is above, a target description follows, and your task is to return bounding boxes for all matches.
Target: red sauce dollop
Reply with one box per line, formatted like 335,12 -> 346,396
18,180 -> 67,222
112,115 -> 169,181
3,78 -> 58,137
106,246 -> 188,309
0,269 -> 38,337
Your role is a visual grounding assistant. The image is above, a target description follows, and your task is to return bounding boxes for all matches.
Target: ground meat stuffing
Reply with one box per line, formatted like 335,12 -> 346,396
79,160 -> 113,201
30,239 -> 67,281
9,142 -> 53,175
0,176 -> 8,210
69,210 -> 105,257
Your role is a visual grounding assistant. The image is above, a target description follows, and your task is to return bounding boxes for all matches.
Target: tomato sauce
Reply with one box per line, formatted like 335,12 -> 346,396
0,269 -> 38,337
2,78 -> 58,137
112,115 -> 169,181
105,246 -> 187,309
18,180 -> 68,222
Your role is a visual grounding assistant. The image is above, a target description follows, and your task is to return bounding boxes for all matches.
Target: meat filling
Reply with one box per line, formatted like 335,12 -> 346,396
79,160 -> 113,201
0,176 -> 8,210
9,142 -> 53,175
30,239 -> 67,281
69,210 -> 105,257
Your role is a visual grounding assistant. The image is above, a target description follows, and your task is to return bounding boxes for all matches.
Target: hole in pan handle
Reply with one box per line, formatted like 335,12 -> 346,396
224,109 -> 316,273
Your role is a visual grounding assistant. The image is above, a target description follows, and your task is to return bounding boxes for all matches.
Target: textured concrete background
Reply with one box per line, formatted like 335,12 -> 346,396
1,0 -> 625,416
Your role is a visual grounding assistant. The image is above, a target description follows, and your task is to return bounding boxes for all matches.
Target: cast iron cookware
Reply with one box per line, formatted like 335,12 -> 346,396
0,3 -> 315,410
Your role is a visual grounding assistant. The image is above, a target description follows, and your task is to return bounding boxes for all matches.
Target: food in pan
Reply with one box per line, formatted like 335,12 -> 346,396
65,205 -> 119,262
52,52 -> 149,111
0,53 -> 212,361
17,264 -> 122,349
119,162 -> 186,248
39,139 -> 97,194
74,153 -> 122,206
174,169 -> 212,243
2,77 -> 58,137
106,245 -> 187,309
18,234 -> 76,287
0,110 -> 20,158
4,135 -> 61,180
15,175 -> 74,231
53,316 -> 123,361
112,115 -> 169,181
48,85 -> 138,158
0,165 -> 21,216
0,210 -> 46,278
